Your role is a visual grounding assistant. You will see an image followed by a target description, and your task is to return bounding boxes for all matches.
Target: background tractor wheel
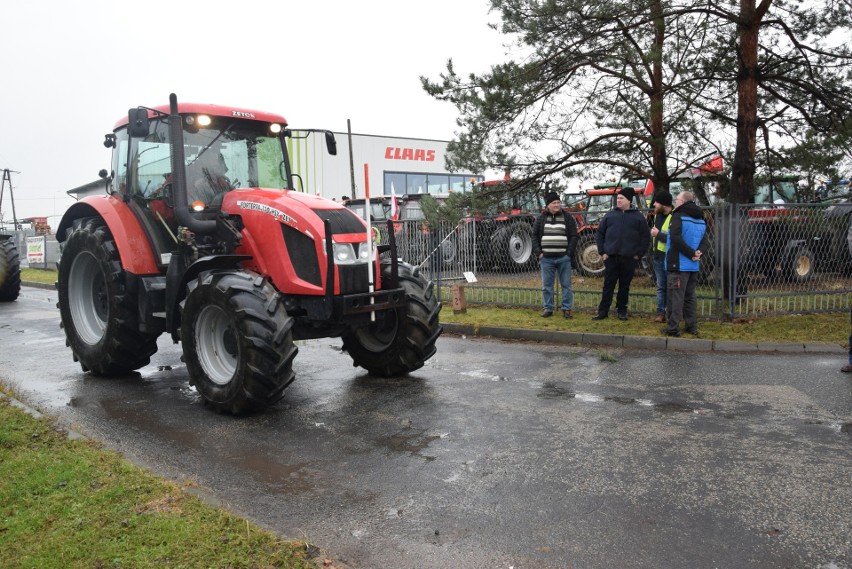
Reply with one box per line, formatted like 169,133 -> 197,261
575,234 -> 604,277
342,260 -> 442,377
57,217 -> 159,374
181,270 -> 297,415
492,222 -> 536,271
0,236 -> 21,302
784,246 -> 815,283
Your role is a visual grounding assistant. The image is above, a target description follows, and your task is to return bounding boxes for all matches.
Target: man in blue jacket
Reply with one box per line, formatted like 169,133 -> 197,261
592,187 -> 651,321
663,191 -> 710,337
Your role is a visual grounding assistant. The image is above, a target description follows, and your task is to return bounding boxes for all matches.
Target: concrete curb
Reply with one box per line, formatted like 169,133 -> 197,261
440,322 -> 846,354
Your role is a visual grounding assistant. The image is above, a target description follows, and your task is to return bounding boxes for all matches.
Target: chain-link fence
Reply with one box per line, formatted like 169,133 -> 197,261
372,201 -> 852,318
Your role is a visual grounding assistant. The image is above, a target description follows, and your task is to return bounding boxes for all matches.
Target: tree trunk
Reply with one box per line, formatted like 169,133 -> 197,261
729,0 -> 773,203
649,0 -> 670,194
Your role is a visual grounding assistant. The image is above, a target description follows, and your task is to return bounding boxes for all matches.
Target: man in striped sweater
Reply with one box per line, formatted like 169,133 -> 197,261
532,192 -> 579,318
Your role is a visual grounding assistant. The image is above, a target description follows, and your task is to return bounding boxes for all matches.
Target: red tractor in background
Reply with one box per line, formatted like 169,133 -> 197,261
566,180 -> 654,277
56,94 -> 442,415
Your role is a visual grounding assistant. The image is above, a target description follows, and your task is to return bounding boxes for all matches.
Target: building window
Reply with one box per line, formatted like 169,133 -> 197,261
383,171 -> 483,197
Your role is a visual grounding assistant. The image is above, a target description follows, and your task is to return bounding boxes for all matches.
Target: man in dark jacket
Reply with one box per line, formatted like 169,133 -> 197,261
662,191 -> 710,337
532,191 -> 579,318
592,187 -> 651,321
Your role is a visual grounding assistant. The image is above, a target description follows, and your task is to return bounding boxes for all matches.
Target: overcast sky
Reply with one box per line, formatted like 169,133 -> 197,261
0,0 -> 507,226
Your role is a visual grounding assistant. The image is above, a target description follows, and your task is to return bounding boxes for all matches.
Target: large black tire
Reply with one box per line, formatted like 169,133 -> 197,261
342,260 -> 442,377
57,217 -> 159,374
575,233 -> 604,277
0,236 -> 21,302
492,221 -> 536,271
180,270 -> 297,414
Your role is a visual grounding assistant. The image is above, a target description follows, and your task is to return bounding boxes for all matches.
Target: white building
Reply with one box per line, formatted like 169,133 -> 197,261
288,131 -> 482,200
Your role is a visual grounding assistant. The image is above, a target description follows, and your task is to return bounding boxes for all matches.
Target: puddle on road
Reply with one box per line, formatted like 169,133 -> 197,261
537,383 -> 697,413
378,428 -> 440,461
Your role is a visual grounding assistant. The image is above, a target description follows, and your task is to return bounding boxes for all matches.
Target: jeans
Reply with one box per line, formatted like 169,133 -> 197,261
653,254 -> 666,315
540,254 -> 574,311
597,255 -> 637,316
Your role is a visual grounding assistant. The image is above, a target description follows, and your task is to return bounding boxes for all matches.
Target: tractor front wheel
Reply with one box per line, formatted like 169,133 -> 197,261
57,217 -> 159,374
342,260 -> 442,377
181,270 -> 297,414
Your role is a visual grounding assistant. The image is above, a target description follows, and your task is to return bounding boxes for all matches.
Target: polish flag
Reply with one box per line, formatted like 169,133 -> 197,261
390,183 -> 399,220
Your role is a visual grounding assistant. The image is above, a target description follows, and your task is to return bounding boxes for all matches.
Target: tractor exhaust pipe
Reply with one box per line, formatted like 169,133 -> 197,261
168,93 -> 216,235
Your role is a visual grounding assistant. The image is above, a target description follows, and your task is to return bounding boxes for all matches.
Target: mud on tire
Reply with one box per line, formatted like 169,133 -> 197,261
0,236 -> 21,302
181,270 -> 297,415
342,260 -> 442,377
57,217 -> 159,374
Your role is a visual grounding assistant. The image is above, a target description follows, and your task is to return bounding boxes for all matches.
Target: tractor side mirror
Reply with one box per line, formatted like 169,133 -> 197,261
128,108 -> 150,138
325,131 -> 337,156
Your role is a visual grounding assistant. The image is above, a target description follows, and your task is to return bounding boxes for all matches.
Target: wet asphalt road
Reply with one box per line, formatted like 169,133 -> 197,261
1,285 -> 851,569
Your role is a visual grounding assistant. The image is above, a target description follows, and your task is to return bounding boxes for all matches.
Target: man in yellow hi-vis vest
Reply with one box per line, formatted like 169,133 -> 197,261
649,191 -> 674,323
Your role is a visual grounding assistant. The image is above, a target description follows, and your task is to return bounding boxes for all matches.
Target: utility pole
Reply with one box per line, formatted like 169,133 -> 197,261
0,169 -> 20,231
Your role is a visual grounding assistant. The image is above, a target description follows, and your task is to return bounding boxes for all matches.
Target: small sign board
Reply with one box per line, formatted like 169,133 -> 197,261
463,271 -> 478,283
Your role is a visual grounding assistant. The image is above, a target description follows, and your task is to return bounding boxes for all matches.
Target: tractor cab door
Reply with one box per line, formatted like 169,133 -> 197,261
112,121 -> 178,269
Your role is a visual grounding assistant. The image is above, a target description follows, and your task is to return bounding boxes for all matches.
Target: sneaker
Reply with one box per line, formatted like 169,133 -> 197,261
540,309 -> 553,318
661,327 -> 681,337
617,313 -> 629,321
591,313 -> 608,320
653,314 -> 666,323
563,310 -> 572,319
842,364 -> 852,373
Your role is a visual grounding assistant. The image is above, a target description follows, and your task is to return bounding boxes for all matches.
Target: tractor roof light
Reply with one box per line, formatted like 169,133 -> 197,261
269,123 -> 282,134
191,200 -> 206,212
197,115 -> 212,127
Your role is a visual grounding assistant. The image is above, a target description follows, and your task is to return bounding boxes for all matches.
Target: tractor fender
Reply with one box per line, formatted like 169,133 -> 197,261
782,239 -> 807,257
57,197 -> 160,275
165,254 -> 253,335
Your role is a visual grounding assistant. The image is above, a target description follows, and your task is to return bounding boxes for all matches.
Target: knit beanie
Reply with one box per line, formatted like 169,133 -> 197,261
618,186 -> 636,202
544,191 -> 561,205
653,191 -> 673,207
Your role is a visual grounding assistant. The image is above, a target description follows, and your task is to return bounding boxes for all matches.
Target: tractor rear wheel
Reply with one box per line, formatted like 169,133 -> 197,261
57,217 -> 159,374
181,270 -> 297,414
0,237 -> 21,302
342,260 -> 442,377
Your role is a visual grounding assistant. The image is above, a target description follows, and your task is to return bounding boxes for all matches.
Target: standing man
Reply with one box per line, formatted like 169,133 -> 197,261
532,191 -> 579,318
663,191 -> 710,337
649,191 -> 674,323
592,187 -> 651,321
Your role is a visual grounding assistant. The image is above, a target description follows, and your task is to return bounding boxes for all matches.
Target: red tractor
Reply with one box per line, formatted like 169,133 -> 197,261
56,94 -> 442,414
567,180 -> 654,277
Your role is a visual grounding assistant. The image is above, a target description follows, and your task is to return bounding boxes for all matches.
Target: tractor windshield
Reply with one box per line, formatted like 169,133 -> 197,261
183,120 -> 290,196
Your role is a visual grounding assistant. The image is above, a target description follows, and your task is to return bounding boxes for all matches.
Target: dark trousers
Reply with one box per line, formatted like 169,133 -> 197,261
597,255 -> 637,316
665,271 -> 699,333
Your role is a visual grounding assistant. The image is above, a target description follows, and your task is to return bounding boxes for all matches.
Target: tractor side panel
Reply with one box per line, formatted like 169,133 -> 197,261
58,196 -> 160,275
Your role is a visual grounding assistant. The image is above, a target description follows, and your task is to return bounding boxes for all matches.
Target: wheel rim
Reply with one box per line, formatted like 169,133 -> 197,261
354,312 -> 399,352
579,243 -> 603,273
508,229 -> 532,264
195,305 -> 238,385
68,251 -> 108,345
795,254 -> 812,277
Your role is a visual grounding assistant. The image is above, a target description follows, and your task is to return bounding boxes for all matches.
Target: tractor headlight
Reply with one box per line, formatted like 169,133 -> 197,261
325,240 -> 374,265
358,239 -> 376,261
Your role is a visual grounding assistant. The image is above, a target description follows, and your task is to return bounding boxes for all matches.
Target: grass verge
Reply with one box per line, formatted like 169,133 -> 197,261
438,304 -> 849,345
0,394 -> 325,569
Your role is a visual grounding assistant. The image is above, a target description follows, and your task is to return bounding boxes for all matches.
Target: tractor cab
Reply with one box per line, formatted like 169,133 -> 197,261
105,103 -> 308,266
